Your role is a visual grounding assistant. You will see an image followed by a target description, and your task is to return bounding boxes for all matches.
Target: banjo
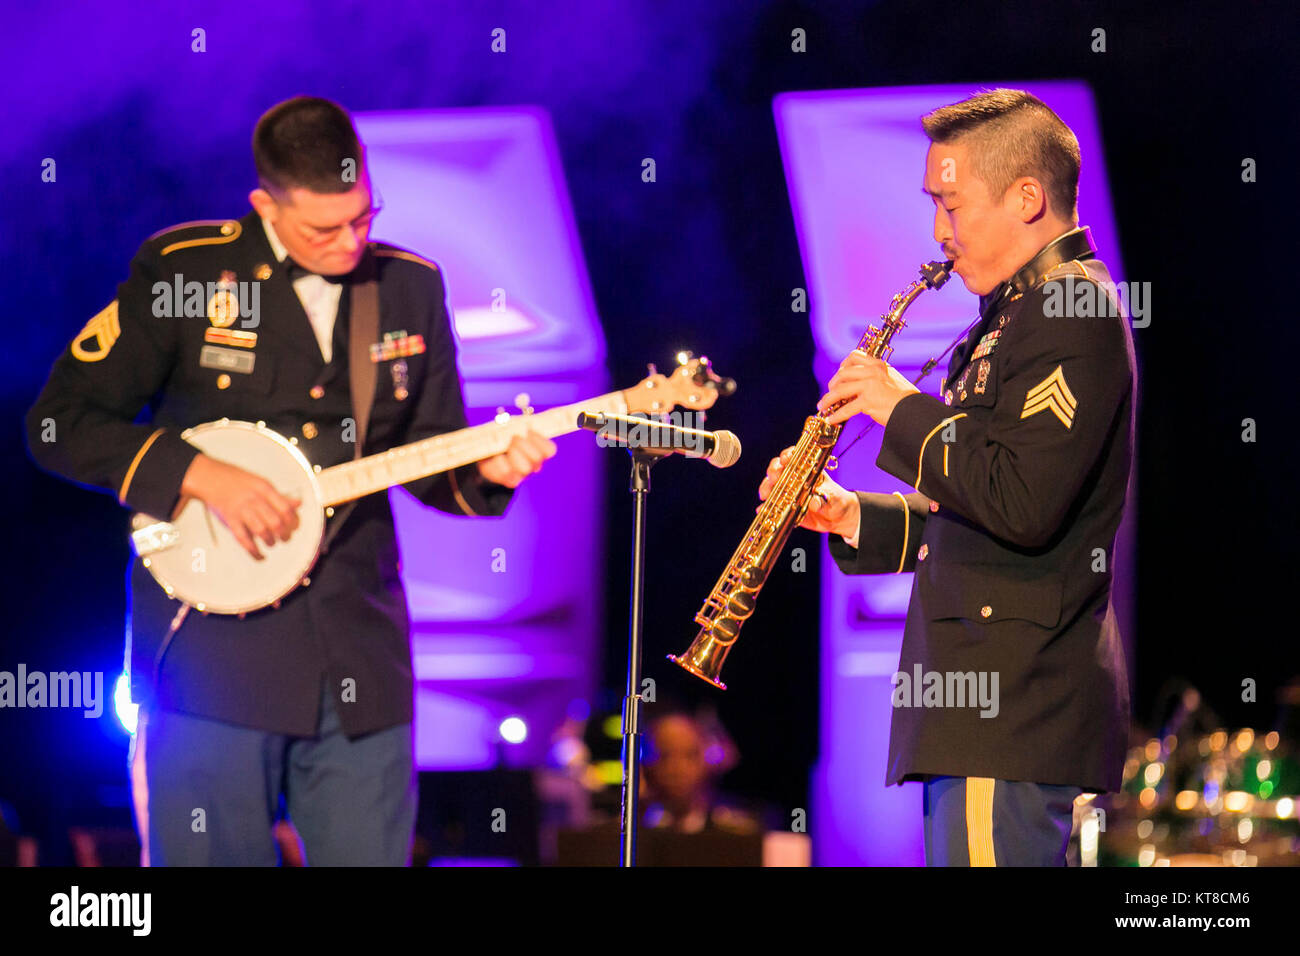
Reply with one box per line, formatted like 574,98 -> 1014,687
130,353 -> 734,616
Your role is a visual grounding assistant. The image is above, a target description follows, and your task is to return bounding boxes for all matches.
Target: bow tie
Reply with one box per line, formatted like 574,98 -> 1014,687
285,261 -> 348,284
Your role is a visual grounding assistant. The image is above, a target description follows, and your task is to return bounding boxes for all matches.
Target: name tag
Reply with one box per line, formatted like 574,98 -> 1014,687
199,345 -> 256,374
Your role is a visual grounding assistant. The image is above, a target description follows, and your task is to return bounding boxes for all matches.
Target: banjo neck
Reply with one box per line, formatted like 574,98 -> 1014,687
131,354 -> 731,615
315,389 -> 631,508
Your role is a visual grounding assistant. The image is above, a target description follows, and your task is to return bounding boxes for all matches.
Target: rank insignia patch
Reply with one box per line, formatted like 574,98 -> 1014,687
1021,365 -> 1077,429
71,301 -> 121,362
974,358 -> 991,395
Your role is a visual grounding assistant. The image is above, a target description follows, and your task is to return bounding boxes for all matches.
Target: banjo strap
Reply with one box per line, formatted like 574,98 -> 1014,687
321,252 -> 380,554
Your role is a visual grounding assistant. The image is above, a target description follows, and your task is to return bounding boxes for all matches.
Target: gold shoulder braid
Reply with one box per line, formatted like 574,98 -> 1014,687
157,220 -> 242,256
372,246 -> 440,271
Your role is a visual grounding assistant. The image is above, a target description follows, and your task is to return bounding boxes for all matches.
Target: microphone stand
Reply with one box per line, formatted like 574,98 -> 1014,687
580,411 -> 731,865
617,445 -> 670,867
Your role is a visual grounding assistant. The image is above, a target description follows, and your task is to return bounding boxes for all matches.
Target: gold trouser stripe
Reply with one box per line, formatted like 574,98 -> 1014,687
966,777 -> 997,866
915,414 -> 967,490
448,468 -> 480,516
890,491 -> 909,573
943,444 -> 949,477
160,220 -> 242,256
118,428 -> 166,504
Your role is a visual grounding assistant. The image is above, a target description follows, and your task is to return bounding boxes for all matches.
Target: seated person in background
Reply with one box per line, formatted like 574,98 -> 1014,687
641,711 -> 759,835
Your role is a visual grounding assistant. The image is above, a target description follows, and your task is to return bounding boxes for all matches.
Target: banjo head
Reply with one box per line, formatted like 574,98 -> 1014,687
131,420 -> 325,615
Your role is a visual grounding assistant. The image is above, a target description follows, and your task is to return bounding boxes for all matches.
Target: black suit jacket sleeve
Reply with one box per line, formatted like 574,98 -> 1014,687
398,264 -> 513,518
24,240 -> 201,519
828,490 -> 931,574
876,282 -> 1131,549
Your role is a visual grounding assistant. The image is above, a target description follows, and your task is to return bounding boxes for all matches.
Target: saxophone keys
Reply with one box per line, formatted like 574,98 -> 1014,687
825,455 -> 839,471
727,591 -> 757,619
711,616 -> 741,642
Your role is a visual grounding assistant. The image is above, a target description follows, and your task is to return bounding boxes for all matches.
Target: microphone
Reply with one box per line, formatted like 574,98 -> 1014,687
577,412 -> 741,468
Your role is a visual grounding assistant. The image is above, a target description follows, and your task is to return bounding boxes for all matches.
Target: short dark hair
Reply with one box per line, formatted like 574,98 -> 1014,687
252,96 -> 363,195
921,89 -> 1081,221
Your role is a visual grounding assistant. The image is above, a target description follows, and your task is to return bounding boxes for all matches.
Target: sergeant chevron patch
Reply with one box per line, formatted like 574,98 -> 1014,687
1021,365 -> 1077,429
71,301 -> 121,362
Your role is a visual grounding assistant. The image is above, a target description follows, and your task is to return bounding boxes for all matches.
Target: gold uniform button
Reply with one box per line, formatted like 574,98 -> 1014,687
980,605 -> 993,618
929,500 -> 940,513
302,422 -> 318,440
216,374 -> 231,389
254,262 -> 272,281
220,221 -> 235,235
309,385 -> 325,399
917,544 -> 929,561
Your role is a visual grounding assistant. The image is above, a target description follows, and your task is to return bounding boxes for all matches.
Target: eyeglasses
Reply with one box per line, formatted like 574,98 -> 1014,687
289,187 -> 384,245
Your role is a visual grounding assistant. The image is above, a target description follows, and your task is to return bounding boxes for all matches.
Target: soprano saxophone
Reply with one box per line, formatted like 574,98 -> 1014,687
669,259 -> 953,689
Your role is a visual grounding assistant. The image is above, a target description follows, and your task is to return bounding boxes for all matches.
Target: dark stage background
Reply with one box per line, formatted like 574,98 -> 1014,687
2,0 -> 1296,860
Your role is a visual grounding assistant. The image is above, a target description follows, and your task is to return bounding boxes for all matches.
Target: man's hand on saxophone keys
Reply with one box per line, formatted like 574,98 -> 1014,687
816,350 -> 919,427
757,446 -> 861,540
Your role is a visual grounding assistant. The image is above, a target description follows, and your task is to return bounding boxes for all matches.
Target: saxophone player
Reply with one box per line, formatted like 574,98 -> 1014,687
760,89 -> 1135,866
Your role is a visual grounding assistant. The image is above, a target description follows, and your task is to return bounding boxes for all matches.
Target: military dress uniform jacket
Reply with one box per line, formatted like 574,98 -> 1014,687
829,227 -> 1135,793
25,211 -> 512,738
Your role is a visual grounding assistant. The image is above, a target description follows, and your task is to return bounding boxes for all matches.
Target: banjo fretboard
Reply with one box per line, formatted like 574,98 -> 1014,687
315,389 -> 630,507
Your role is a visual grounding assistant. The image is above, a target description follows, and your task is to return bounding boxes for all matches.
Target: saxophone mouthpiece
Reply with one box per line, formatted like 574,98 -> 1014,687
923,259 -> 955,289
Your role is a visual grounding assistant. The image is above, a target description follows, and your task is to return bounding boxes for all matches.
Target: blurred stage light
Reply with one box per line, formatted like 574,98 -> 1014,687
499,717 -> 528,745
113,673 -> 137,735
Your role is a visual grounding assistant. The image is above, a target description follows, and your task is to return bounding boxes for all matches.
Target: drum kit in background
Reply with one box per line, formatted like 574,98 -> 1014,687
1092,684 -> 1300,866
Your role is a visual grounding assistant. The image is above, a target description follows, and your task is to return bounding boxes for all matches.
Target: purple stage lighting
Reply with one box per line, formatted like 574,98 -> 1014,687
355,108 -> 606,770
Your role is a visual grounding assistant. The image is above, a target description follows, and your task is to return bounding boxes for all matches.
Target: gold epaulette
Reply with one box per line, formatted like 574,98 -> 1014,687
371,244 -> 440,271
147,219 -> 243,256
1036,259 -> 1093,287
